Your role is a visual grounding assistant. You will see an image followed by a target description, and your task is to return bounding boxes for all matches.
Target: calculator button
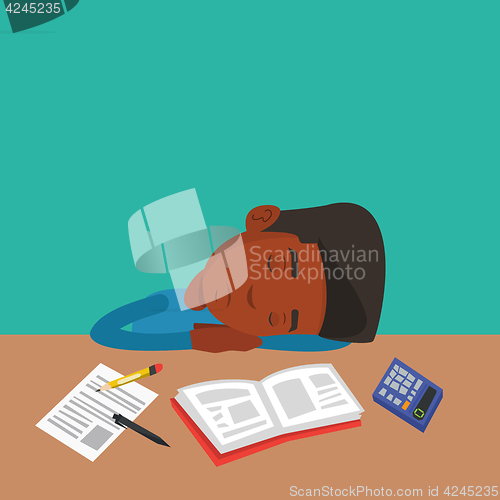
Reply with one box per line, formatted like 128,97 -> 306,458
402,401 -> 410,411
395,375 -> 404,383
415,380 -> 423,390
387,394 -> 393,401
403,380 -> 412,388
394,364 -> 400,371
393,398 -> 402,406
411,390 -> 416,396
379,388 -> 387,396
408,396 -> 413,401
407,374 -> 415,382
414,408 -> 425,419
390,381 -> 400,391
399,368 -> 408,377
399,387 -> 408,395
390,370 -> 397,378
384,377 -> 392,385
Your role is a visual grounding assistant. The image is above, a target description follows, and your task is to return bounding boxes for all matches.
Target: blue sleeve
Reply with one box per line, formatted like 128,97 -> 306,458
90,295 -> 193,351
90,291 -> 349,352
259,334 -> 350,352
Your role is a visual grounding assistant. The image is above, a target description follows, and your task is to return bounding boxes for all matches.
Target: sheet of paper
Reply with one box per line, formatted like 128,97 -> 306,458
179,381 -> 275,447
262,364 -> 363,429
36,363 -> 158,461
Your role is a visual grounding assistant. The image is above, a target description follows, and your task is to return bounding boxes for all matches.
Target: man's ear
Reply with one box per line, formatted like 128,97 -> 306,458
245,205 -> 281,233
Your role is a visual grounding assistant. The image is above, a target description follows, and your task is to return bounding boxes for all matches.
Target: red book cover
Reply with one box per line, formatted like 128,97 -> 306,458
171,398 -> 362,466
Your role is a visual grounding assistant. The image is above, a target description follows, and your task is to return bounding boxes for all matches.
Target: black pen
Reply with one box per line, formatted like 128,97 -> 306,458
113,413 -> 170,447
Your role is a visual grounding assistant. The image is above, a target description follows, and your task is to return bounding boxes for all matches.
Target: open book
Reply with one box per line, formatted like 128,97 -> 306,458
171,364 -> 363,465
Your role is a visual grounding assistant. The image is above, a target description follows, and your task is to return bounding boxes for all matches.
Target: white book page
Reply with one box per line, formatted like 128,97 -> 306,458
261,364 -> 363,430
176,380 -> 277,451
36,364 -> 158,461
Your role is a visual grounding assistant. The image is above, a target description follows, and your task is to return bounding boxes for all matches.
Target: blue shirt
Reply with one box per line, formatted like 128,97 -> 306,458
90,289 -> 349,352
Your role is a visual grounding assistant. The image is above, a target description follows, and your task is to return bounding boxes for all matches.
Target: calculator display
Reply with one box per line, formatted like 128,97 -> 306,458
413,386 -> 437,420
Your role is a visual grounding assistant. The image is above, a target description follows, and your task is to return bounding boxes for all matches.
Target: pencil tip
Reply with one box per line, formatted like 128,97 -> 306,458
95,389 -> 100,392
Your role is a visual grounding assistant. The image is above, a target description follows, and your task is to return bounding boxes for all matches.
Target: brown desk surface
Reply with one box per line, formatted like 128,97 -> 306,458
2,335 -> 498,499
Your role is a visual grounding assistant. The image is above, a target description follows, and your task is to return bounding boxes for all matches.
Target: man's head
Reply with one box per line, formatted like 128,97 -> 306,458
185,202 -> 385,343
185,204 -> 328,337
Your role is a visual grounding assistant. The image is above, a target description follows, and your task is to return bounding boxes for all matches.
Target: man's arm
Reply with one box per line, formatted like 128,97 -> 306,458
259,334 -> 350,351
190,324 -> 349,352
90,295 -> 193,351
190,324 -> 262,352
90,297 -> 348,352
90,296 -> 260,352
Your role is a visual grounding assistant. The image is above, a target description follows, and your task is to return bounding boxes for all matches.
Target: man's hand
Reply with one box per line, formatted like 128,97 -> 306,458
190,324 -> 262,353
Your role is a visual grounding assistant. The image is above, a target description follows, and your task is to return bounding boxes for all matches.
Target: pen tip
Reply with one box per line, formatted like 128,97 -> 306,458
95,389 -> 100,392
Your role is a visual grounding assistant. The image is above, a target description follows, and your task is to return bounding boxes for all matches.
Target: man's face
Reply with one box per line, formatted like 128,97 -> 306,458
185,231 -> 327,336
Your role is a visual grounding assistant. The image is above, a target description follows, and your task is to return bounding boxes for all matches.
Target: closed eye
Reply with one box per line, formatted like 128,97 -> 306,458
289,309 -> 299,332
288,248 -> 298,278
247,285 -> 256,309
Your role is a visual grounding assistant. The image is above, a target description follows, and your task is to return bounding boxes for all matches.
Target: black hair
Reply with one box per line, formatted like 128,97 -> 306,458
264,203 -> 385,343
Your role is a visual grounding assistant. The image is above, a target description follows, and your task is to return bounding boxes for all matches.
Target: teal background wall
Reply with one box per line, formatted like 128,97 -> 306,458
1,1 -> 498,334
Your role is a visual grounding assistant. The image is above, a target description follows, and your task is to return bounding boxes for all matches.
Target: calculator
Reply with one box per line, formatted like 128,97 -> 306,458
372,358 -> 443,432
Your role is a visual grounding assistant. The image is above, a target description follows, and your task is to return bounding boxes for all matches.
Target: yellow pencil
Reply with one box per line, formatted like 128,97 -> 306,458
96,364 -> 163,392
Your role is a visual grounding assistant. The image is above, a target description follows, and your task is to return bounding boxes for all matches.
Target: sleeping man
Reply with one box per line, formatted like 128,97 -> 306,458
90,201 -> 385,353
